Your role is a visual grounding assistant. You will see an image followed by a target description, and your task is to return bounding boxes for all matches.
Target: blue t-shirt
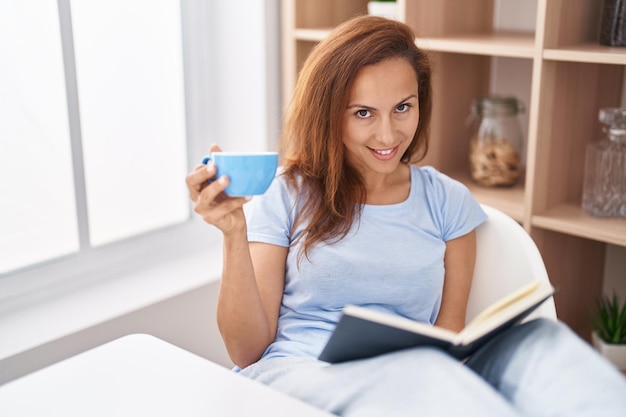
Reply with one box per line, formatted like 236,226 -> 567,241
243,165 -> 487,362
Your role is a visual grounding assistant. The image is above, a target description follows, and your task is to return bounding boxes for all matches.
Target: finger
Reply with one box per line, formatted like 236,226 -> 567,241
199,145 -> 221,168
195,174 -> 230,208
193,163 -> 207,172
193,176 -> 247,223
186,162 -> 217,201
201,144 -> 222,164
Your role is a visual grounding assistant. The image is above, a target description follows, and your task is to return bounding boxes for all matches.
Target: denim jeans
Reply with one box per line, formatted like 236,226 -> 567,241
240,319 -> 626,416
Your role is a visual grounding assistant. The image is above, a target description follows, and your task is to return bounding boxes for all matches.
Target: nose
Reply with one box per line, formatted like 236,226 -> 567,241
376,116 -> 396,147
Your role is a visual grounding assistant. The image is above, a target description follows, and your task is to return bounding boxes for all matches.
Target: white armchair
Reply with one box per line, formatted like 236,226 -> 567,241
466,205 -> 558,324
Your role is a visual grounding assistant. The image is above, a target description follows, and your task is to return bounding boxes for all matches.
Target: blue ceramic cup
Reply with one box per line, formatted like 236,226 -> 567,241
203,152 -> 279,196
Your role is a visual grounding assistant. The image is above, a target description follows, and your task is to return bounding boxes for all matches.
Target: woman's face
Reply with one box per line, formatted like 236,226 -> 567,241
342,57 -> 420,178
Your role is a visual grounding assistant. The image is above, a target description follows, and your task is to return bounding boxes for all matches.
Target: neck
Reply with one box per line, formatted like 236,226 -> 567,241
362,164 -> 411,205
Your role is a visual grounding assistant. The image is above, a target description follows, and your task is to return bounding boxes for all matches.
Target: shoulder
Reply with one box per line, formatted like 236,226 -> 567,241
410,165 -> 469,199
410,165 -> 487,240
244,169 -> 301,246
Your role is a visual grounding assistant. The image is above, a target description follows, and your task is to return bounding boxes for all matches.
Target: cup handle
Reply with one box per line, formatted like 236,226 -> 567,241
201,155 -> 211,165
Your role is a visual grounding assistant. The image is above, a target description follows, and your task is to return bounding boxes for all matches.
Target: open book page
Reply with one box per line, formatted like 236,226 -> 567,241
466,280 -> 540,328
455,280 -> 554,344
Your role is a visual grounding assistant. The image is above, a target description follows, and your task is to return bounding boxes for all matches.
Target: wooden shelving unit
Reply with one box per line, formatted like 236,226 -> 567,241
281,0 -> 626,340
416,32 -> 536,58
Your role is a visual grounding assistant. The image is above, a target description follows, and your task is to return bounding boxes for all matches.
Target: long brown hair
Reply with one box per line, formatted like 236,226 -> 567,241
280,15 -> 433,260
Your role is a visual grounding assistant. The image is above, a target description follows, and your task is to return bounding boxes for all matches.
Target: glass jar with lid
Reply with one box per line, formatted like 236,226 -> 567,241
468,96 -> 525,187
582,107 -> 626,217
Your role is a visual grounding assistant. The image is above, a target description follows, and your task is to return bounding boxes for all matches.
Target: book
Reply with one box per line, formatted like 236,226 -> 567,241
318,280 -> 555,363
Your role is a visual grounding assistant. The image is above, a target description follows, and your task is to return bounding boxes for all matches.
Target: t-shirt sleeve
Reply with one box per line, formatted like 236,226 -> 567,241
243,174 -> 293,247
423,167 -> 487,242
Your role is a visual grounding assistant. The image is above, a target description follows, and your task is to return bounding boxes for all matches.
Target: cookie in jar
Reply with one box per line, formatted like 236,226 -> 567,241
468,96 -> 525,187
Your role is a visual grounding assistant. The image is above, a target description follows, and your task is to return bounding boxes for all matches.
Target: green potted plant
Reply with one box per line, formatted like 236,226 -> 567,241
367,0 -> 399,21
591,293 -> 626,371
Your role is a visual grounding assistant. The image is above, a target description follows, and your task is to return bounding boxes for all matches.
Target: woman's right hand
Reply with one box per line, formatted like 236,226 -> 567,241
185,145 -> 249,235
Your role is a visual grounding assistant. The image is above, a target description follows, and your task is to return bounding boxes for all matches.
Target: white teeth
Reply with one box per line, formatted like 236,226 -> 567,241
375,149 -> 393,155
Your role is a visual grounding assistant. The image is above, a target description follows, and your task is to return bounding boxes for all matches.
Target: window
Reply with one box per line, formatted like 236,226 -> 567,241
0,1 -> 79,274
0,0 -> 279,305
71,0 -> 189,246
0,0 -> 208,278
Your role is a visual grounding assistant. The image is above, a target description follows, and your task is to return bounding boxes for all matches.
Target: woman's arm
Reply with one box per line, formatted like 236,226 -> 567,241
435,230 -> 477,332
217,236 -> 287,368
185,144 -> 286,368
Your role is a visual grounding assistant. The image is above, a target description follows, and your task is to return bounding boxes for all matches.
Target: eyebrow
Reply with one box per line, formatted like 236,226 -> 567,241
346,94 -> 418,110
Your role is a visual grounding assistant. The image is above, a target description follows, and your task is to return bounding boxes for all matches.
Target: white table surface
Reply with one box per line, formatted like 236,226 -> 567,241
0,334 -> 333,416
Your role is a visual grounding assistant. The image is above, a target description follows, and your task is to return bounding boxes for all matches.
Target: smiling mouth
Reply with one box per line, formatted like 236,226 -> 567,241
368,146 -> 398,160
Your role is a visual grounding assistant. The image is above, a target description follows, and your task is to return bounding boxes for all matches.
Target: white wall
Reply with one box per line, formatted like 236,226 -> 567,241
1,281 -> 233,385
209,0 -> 280,152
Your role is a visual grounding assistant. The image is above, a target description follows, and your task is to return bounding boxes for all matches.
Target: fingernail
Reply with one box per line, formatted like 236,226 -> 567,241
205,162 -> 215,173
218,176 -> 228,185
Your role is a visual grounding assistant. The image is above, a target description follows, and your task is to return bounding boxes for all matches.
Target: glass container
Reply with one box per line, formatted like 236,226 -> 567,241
582,108 -> 626,217
468,96 -> 525,187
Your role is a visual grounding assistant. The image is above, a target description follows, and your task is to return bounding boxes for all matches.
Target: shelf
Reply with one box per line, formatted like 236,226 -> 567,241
543,43 -> 626,65
416,32 -> 535,58
532,203 -> 626,247
294,29 -> 537,59
449,171 -> 525,222
294,28 -> 331,42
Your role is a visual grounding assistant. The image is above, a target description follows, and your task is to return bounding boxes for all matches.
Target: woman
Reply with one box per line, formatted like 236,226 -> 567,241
186,15 -> 626,416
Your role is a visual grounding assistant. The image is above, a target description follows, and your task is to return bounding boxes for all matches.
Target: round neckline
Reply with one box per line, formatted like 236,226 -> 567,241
362,166 -> 416,213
